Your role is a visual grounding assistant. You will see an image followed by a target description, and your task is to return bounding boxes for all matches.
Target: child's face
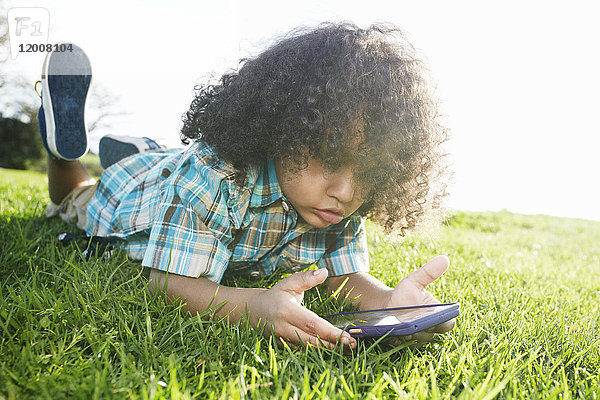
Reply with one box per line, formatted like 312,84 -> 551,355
275,156 -> 364,228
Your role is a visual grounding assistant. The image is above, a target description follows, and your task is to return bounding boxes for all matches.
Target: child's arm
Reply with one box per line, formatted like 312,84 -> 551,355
327,255 -> 455,340
149,268 -> 357,349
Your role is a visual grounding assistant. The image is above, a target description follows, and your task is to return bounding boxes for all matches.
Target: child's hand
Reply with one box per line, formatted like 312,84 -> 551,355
247,269 -> 357,349
385,255 -> 456,343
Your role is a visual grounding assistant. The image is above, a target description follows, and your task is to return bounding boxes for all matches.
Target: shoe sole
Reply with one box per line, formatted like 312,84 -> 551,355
98,135 -> 143,169
42,43 -> 92,160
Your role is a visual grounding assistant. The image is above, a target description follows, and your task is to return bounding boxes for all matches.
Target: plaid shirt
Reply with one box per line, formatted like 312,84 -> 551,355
86,141 -> 369,283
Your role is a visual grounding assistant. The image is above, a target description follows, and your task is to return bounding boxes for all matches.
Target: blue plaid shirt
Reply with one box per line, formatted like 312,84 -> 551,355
86,141 -> 369,283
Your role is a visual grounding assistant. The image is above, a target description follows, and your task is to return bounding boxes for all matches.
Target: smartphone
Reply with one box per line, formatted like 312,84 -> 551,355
323,302 -> 460,338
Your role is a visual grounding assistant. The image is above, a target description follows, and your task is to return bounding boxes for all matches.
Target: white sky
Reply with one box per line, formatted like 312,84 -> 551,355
4,0 -> 600,221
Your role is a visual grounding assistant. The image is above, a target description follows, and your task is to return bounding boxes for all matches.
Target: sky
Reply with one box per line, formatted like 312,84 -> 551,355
4,0 -> 600,221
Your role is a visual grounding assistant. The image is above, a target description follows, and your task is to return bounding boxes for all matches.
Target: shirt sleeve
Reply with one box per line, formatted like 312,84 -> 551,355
317,217 -> 370,276
141,158 -> 234,283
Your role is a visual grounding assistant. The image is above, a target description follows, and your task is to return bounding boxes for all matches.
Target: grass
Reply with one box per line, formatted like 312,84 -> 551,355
1,167 -> 599,399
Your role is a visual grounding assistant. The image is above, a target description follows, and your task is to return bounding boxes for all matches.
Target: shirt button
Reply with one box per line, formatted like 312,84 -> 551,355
281,200 -> 290,212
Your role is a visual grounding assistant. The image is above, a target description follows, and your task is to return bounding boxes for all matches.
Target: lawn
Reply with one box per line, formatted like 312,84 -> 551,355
1,168 -> 599,399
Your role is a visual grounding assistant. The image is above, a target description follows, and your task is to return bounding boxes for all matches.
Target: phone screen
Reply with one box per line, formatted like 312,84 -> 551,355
325,303 -> 456,328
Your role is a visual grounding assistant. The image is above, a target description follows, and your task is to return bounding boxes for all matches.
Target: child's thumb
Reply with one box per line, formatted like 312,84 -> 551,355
407,255 -> 449,289
277,269 -> 328,294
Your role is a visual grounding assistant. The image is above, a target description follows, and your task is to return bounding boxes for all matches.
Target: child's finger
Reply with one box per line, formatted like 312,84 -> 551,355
406,255 -> 449,289
283,325 -> 354,349
275,268 -> 329,294
280,327 -> 342,349
290,307 -> 356,348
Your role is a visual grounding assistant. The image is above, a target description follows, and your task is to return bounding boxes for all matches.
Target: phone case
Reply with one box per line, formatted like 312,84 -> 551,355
323,302 -> 460,338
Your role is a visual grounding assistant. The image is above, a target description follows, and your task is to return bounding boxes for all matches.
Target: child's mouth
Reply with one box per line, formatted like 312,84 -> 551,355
314,208 -> 344,225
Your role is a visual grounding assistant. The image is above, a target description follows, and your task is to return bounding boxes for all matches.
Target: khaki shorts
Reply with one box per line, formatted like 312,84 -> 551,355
46,180 -> 99,231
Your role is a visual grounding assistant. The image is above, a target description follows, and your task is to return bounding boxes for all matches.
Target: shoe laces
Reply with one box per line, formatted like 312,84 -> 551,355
34,80 -> 41,97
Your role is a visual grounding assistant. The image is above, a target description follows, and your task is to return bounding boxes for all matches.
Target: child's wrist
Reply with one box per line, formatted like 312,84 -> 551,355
226,287 -> 267,323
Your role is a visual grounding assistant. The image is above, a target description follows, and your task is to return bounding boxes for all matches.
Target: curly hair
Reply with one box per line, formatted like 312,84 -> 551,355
181,22 -> 450,234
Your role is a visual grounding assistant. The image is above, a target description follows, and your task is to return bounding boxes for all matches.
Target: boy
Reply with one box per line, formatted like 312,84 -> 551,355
42,23 -> 454,349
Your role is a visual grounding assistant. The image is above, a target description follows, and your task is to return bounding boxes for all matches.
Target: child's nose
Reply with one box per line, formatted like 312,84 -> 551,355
326,168 -> 355,204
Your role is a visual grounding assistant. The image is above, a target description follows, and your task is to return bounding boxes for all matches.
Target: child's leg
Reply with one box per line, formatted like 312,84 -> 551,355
38,43 -> 95,206
46,155 -> 95,204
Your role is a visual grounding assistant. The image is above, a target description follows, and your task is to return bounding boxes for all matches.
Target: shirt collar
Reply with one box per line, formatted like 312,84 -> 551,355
248,158 -> 285,208
227,158 -> 297,230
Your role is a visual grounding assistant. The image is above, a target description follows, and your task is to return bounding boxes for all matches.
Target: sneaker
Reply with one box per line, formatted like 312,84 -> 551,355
98,134 -> 162,169
38,43 -> 92,160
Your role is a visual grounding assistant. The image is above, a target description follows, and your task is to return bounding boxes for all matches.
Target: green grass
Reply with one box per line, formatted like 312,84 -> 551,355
1,167 -> 599,399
